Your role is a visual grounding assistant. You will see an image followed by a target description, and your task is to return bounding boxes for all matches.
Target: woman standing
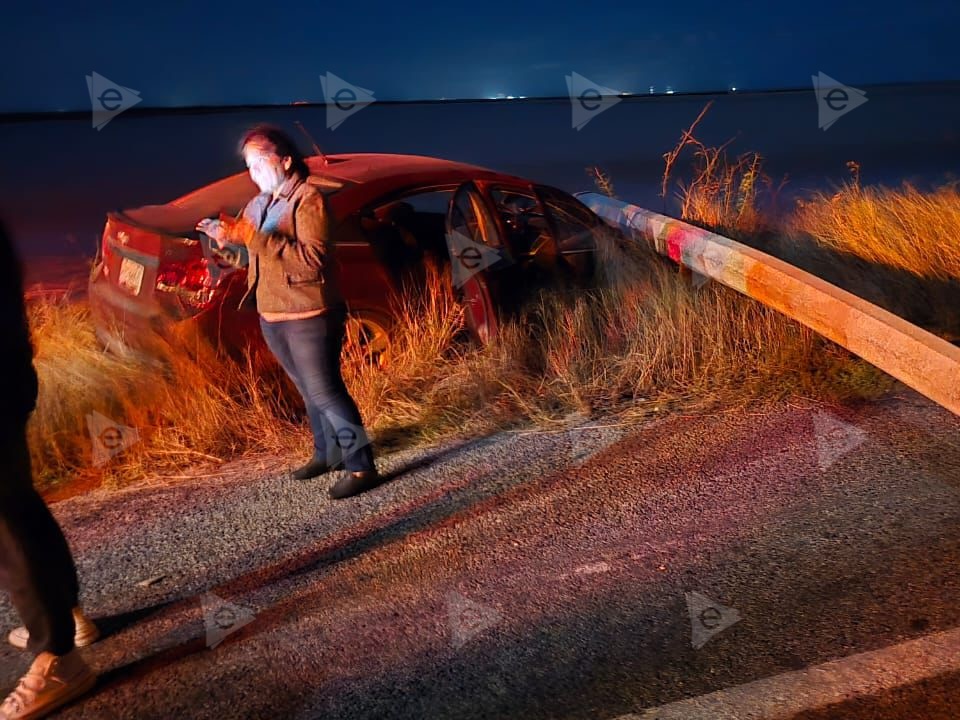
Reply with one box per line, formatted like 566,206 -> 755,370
197,125 -> 379,499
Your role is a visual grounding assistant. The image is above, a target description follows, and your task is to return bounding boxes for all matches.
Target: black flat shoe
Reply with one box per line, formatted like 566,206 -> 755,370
291,457 -> 331,480
329,470 -> 381,499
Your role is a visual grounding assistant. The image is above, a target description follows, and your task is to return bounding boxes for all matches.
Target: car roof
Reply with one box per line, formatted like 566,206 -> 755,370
317,152 -> 515,182
318,153 -> 537,210
120,153 -> 537,235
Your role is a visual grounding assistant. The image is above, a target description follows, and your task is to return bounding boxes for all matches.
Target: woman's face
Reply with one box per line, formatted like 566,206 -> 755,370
243,141 -> 291,194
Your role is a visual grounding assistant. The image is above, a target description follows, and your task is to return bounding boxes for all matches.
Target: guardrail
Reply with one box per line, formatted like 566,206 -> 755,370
578,192 -> 960,416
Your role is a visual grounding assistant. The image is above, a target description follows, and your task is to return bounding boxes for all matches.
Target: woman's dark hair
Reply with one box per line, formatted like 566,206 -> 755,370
238,124 -> 310,178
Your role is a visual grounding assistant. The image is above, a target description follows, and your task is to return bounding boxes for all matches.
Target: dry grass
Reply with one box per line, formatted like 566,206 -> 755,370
658,104 -> 960,288
659,101 -> 787,237
652,103 -> 960,339
792,166 -> 960,282
496,238 -> 885,418
27,298 -> 304,490
585,166 -> 617,200
337,244 -> 884,444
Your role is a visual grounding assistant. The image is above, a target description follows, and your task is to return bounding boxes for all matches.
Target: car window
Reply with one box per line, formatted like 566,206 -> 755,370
537,186 -> 601,253
489,186 -> 550,256
378,189 -> 452,217
365,189 -> 452,226
449,185 -> 500,247
356,188 -> 456,262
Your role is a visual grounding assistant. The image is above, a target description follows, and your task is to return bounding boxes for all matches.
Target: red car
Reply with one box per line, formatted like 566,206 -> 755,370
88,152 -> 610,363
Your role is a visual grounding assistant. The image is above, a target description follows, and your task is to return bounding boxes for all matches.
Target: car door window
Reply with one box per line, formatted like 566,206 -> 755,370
449,183 -> 501,248
537,186 -> 602,254
445,183 -> 510,283
488,186 -> 552,259
363,189 -> 454,255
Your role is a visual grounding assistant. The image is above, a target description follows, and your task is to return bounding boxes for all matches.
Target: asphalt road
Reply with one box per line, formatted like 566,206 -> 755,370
1,388 -> 958,719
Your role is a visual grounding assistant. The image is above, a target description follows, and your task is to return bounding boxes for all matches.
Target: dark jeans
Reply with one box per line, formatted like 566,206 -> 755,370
259,308 -> 376,473
0,423 -> 79,655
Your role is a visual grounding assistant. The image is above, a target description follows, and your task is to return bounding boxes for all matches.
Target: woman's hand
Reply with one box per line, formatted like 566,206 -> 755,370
196,218 -> 229,248
196,216 -> 256,247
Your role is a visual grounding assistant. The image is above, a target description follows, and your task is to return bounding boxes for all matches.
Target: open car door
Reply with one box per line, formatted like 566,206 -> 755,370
445,182 -> 505,344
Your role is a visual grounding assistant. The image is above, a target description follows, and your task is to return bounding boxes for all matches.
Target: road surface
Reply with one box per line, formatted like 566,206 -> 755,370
1,388 -> 958,719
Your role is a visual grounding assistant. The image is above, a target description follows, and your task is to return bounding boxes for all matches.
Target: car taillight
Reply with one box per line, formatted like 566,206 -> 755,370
156,257 -> 216,308
99,226 -> 112,277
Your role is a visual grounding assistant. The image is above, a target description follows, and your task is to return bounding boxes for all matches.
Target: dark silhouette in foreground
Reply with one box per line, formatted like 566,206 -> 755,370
0,221 -> 97,719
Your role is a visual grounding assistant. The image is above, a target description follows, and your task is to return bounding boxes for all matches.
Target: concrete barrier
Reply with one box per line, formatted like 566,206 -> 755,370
578,192 -> 960,416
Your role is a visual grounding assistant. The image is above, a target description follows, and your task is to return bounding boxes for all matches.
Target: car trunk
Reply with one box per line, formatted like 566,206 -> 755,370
96,208 -> 224,321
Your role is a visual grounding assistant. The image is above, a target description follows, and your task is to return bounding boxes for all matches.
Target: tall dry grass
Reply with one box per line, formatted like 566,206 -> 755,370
340,241 -> 884,443
792,167 -> 960,283
27,298 -> 304,490
652,103 -> 960,340
659,101 -> 787,236
658,104 -> 960,288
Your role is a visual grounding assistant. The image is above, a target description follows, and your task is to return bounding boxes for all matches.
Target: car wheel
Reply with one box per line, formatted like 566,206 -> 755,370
344,310 -> 392,368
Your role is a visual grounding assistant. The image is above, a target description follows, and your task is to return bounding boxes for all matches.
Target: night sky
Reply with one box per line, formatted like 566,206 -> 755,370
2,0 -> 959,113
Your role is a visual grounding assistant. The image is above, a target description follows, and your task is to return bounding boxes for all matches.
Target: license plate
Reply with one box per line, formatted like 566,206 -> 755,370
118,257 -> 144,295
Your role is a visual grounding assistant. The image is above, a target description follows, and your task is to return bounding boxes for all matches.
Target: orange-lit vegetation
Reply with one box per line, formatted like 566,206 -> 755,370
792,176 -> 960,283
649,102 -> 960,345
659,100 -> 786,237
657,101 -> 960,288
